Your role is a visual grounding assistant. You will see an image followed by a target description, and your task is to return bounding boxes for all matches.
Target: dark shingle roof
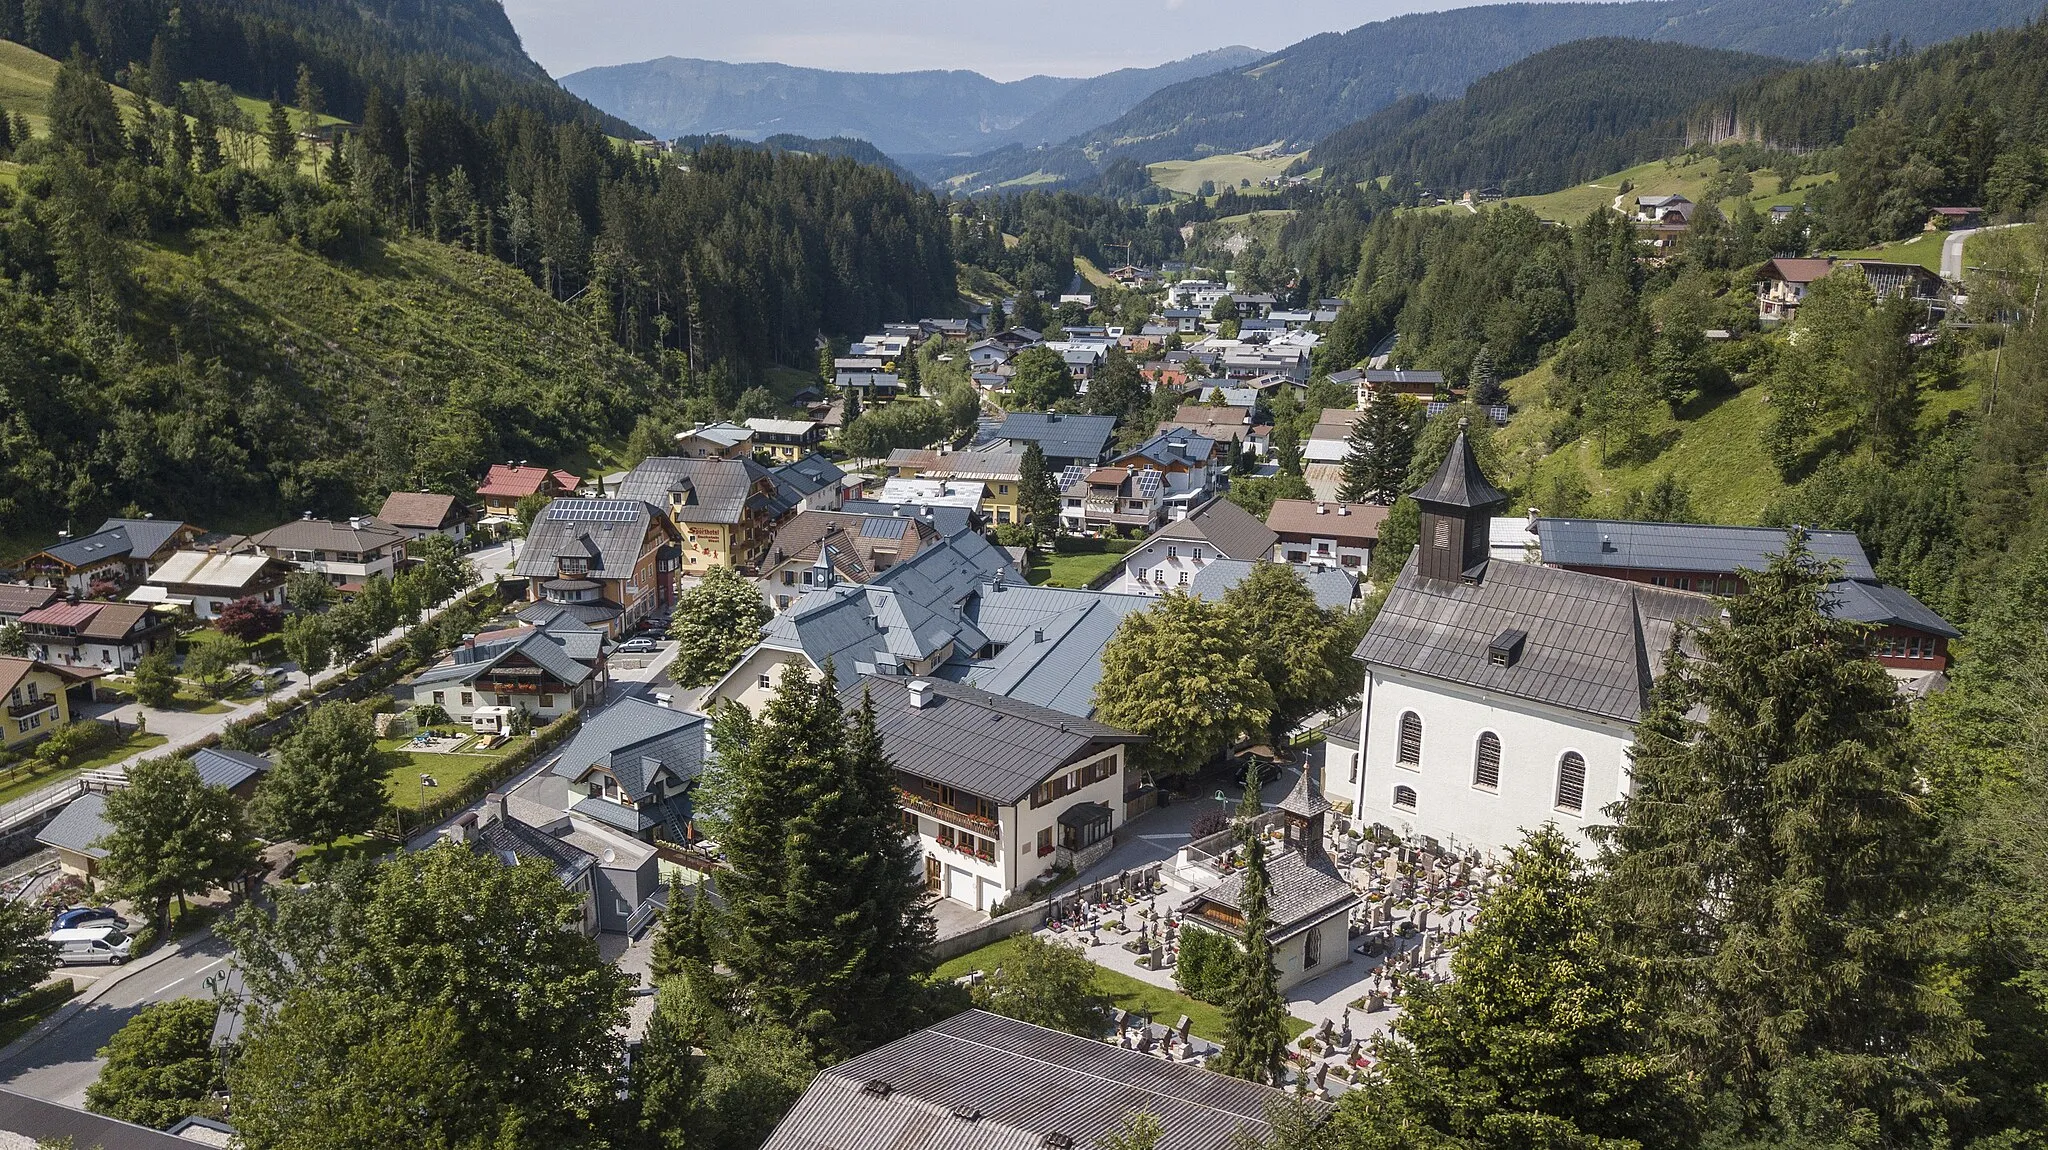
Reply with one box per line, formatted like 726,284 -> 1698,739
762,1010 -> 1294,1150
1186,846 -> 1358,938
993,413 -> 1118,462
553,698 -> 707,800
413,628 -> 596,689
839,501 -> 978,539
514,499 -> 665,580
1826,579 -> 1960,638
1536,519 -> 1877,582
0,1088 -> 197,1149
473,816 -> 594,883
770,455 -> 846,505
377,492 -> 467,530
1354,554 -> 1716,723
859,676 -> 1135,804
191,748 -> 271,791
0,583 -> 59,617
616,457 -> 790,525
1410,428 -> 1506,510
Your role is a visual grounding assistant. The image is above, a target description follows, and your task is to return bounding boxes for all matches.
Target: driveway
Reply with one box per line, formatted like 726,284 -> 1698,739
1942,223 -> 2019,281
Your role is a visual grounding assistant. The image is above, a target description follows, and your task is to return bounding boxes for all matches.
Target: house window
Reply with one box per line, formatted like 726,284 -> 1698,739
1474,732 -> 1501,789
1556,753 -> 1587,812
1166,546 -> 1177,560
1193,547 -> 1204,561
1177,572 -> 1189,586
1392,785 -> 1416,811
432,691 -> 446,706
776,596 -> 791,609
1038,827 -> 1053,856
1397,712 -> 1423,766
1303,925 -> 1322,970
540,694 -> 554,709
998,484 -> 1010,495
781,572 -> 796,585
758,674 -> 772,689
1433,520 -> 1451,549
461,692 -> 474,707
900,810 -> 919,835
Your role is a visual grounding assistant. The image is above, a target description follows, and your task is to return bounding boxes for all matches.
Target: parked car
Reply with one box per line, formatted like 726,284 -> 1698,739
51,906 -> 124,931
618,638 -> 659,654
49,925 -> 133,966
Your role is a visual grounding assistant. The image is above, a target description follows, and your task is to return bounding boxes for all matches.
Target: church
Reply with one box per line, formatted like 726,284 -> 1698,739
1344,424 -> 1717,856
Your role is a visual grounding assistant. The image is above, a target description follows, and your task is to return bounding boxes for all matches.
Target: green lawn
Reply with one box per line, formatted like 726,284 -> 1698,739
377,734 -> 521,813
1032,540 -> 1136,589
99,676 -> 233,716
937,936 -> 1311,1042
0,730 -> 169,806
1148,151 -> 1306,198
1503,153 -> 1833,224
0,980 -> 79,1047
1826,229 -> 1947,273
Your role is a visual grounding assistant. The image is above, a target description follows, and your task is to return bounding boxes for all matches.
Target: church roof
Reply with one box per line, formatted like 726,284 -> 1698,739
1410,424 -> 1506,510
1277,762 -> 1332,820
1183,848 -> 1357,940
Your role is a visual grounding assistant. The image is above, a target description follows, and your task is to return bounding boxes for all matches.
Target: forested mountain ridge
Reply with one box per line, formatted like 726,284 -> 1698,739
1059,0 -> 2043,169
1310,39 -> 1790,198
0,0 -> 636,134
559,47 -> 1266,158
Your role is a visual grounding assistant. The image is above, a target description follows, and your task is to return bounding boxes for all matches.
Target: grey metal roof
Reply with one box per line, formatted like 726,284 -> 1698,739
1354,554 -> 1716,723
1826,580 -> 1960,638
1319,708 -> 1361,745
97,517 -> 187,559
472,815 -> 594,884
0,1088 -> 197,1150
1535,519 -> 1877,582
993,413 -> 1118,462
762,1010 -> 1291,1150
35,525 -> 142,568
839,501 -> 979,539
946,583 -> 1151,716
36,792 -> 112,858
771,454 -> 846,504
514,499 -> 665,580
1151,500 -> 1279,562
191,748 -> 271,791
1189,561 -> 1355,611
553,698 -> 707,800
1410,428 -> 1506,510
413,628 -> 595,689
859,675 -> 1135,804
572,796 -> 659,833
615,457 -> 790,525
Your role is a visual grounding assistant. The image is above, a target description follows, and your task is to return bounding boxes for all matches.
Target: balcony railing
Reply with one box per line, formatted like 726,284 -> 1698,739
5,699 -> 55,720
897,789 -> 1000,838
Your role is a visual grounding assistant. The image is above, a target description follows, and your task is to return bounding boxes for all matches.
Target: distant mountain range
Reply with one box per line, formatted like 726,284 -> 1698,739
559,47 -> 1265,156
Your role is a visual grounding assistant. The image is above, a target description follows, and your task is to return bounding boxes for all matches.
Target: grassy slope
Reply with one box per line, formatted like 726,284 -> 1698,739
1505,153 -> 1834,223
1826,230 -> 1946,272
1149,151 -> 1306,197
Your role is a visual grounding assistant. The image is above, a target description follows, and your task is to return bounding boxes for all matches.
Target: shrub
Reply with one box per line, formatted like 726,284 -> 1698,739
1173,925 -> 1240,1003
1188,810 -> 1231,840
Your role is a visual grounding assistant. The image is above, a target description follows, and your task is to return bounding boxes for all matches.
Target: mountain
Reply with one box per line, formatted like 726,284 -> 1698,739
673,133 -> 921,182
0,0 -> 634,133
558,47 -> 1264,157
1074,0 -> 2045,167
1311,39 -> 1790,197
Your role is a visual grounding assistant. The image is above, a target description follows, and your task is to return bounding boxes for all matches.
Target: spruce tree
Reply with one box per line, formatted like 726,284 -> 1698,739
1213,763 -> 1289,1085
1342,381 -> 1420,504
265,95 -> 295,166
1599,535 -> 1970,1145
46,49 -> 123,166
1017,441 -> 1062,549
710,665 -> 934,1059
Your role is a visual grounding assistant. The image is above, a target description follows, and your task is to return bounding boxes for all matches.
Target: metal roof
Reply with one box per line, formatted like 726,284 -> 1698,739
1189,561 -> 1355,611
1825,579 -> 1960,638
145,550 -> 281,590
993,413 -> 1118,462
0,1088 -> 197,1150
762,1010 -> 1293,1150
616,457 -> 790,525
191,748 -> 271,791
553,698 -> 707,800
514,499 -> 667,580
1147,499 -> 1277,561
472,815 -> 595,884
1535,519 -> 1876,581
859,676 -> 1135,804
36,792 -> 112,859
840,501 -> 979,539
1354,554 -> 1716,722
1185,843 -> 1358,935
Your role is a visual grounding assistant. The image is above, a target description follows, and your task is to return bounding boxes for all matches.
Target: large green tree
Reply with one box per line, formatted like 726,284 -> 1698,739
1009,346 -> 1076,409
254,702 -> 389,846
1340,384 -> 1421,505
225,844 -> 629,1150
0,898 -> 54,1001
98,758 -> 258,933
707,666 -> 935,1059
968,933 -> 1110,1037
1092,593 -> 1273,779
1599,536 -> 1971,1146
86,1000 -> 226,1128
46,50 -> 124,166
1333,826 -> 1684,1150
1210,765 -> 1288,1085
669,565 -> 772,688
1088,346 -> 1147,426
1220,562 -> 1362,740
1017,441 -> 1063,548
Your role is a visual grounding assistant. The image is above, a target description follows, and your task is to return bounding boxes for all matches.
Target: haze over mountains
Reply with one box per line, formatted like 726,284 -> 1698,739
559,47 -> 1265,156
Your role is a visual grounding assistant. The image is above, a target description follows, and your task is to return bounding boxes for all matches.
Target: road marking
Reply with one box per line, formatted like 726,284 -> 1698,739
151,959 -> 222,995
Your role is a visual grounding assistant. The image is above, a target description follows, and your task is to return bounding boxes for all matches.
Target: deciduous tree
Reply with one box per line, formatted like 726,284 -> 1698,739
0,898 -> 54,1002
253,702 -> 388,846
129,650 -> 178,709
1009,345 -> 1075,409
216,597 -> 285,642
1093,594 -> 1272,779
98,758 -> 258,933
969,934 -> 1109,1037
668,565 -> 771,689
86,1000 -> 225,1128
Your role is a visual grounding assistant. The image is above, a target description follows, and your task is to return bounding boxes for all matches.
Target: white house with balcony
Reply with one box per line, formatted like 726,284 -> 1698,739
251,516 -> 409,587
1111,498 -> 1276,595
862,675 -> 1142,913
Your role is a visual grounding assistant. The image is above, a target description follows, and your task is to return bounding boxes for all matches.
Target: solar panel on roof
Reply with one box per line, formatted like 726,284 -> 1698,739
859,517 -> 909,539
545,501 -> 640,522
1135,470 -> 1163,497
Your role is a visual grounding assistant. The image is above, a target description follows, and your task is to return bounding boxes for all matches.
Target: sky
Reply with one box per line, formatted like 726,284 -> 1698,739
501,0 -> 1540,81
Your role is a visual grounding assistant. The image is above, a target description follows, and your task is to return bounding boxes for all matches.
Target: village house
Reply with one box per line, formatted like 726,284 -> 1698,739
251,516 -> 410,588
1111,498 -> 1276,595
1157,404 -> 1263,455
446,792 -> 663,936
0,656 -> 98,750
615,457 -> 792,575
19,601 -> 174,671
1347,427 -> 1717,857
762,1010 -> 1297,1150
376,492 -> 475,545
876,477 -> 986,510
965,338 -> 1013,370
190,747 -> 273,800
1304,410 -> 1361,469
758,509 -> 947,610
545,697 -> 706,843
768,454 -> 852,513
742,418 -> 827,463
987,412 -> 1118,469
1266,498 -> 1388,571
37,792 -> 114,885
671,421 -> 756,460
865,675 -> 1142,912
1635,193 -> 1693,224
1190,559 -> 1356,610
475,464 -> 581,520
1180,768 -> 1360,991
1355,369 -> 1448,408
513,498 -> 681,636
884,448 -> 1026,525
1057,428 -> 1226,535
404,616 -> 607,726
18,519 -> 205,594
133,551 -> 292,620
0,584 -> 60,624
1755,256 -> 1948,325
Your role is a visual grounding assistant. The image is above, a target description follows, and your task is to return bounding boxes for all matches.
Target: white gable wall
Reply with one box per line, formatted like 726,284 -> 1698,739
1353,666 -> 1637,858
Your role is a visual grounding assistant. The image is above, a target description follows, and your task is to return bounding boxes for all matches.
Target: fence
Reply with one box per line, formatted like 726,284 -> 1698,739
930,861 -> 1167,963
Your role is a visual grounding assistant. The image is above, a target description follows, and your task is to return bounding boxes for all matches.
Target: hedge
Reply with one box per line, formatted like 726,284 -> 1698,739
403,711 -> 583,830
1173,924 -> 1240,1003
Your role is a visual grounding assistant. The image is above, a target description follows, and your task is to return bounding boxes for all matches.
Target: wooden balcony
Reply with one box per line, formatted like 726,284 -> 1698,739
897,788 -> 1000,839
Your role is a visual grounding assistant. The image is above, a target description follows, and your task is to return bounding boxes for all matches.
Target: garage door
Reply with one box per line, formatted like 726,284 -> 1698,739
980,876 -> 1005,912
946,866 -> 979,908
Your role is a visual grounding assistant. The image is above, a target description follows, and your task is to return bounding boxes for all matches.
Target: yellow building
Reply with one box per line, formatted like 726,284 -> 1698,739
881,449 -> 1027,525
0,657 -> 96,749
615,457 -> 793,575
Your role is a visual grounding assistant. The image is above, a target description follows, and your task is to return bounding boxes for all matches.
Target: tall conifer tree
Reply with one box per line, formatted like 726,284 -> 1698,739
1213,762 -> 1288,1085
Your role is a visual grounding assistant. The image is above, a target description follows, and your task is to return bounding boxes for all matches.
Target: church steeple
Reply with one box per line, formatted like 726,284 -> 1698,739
1278,764 -> 1333,863
1411,418 -> 1507,583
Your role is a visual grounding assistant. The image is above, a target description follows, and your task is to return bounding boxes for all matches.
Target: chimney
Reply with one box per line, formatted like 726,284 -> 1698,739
907,680 -> 935,708
1337,504 -> 1350,516
1527,506 -> 1542,529
302,510 -> 314,521
486,792 -> 509,826
1315,502 -> 1327,515
444,812 -> 479,846
1033,627 -> 1045,643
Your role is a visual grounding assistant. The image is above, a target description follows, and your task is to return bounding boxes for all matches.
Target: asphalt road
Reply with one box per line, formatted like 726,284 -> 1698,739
0,933 -> 234,1107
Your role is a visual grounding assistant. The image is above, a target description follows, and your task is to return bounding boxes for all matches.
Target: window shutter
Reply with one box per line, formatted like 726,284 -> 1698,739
1556,753 -> 1586,811
1474,732 -> 1500,789
1398,712 -> 1423,765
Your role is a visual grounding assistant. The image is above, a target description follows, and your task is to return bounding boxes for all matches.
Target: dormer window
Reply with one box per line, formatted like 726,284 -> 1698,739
1488,629 -> 1527,668
560,557 -> 588,575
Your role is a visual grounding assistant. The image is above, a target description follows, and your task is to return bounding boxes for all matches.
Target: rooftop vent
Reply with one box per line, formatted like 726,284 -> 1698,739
1337,504 -> 1350,516
1600,536 -> 1616,553
953,1107 -> 983,1122
1033,627 -> 1045,643
1488,628 -> 1527,668
1315,503 -> 1327,515
862,1079 -> 893,1098
907,680 -> 935,709
1043,1137 -> 1076,1150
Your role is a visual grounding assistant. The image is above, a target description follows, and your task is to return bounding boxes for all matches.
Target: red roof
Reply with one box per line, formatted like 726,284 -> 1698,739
19,601 -> 101,628
477,465 -> 583,499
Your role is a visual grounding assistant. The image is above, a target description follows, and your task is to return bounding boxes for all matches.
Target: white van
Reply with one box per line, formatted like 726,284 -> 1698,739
49,925 -> 134,966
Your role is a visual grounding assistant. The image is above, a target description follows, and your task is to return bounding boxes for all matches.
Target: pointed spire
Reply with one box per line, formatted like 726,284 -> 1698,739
1279,763 -> 1332,820
1411,417 -> 1507,511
